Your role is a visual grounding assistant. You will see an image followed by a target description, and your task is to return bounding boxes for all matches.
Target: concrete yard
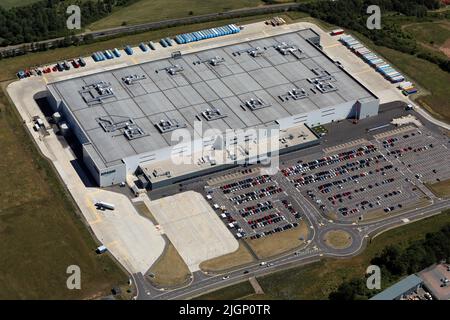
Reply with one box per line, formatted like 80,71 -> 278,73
419,264 -> 450,300
147,191 -> 239,272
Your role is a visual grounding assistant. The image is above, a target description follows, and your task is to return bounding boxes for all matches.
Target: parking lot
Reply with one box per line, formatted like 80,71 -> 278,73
205,168 -> 305,240
375,126 -> 450,184
280,138 -> 427,220
201,121 -> 450,234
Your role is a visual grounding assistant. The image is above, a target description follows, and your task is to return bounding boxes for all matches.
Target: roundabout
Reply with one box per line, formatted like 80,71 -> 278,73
322,230 -> 353,250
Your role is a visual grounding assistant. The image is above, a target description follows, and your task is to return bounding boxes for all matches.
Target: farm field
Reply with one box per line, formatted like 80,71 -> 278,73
88,0 -> 267,30
0,0 -> 41,8
402,20 -> 450,58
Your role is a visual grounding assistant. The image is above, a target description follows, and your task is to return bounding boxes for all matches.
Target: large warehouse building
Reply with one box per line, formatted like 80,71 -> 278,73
46,28 -> 379,188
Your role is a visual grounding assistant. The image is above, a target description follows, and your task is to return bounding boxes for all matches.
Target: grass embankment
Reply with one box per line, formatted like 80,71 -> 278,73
197,210 -> 450,300
0,90 -> 127,299
194,280 -> 255,300
245,221 -> 309,259
89,0 -> 266,30
349,28 -> 450,123
147,241 -> 191,288
200,242 -> 255,273
426,179 -> 450,198
0,0 -> 41,8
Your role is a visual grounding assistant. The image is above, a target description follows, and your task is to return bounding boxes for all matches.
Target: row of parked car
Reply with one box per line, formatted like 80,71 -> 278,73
281,199 -> 302,219
327,175 -> 396,207
326,166 -> 394,198
248,213 -> 283,229
229,184 -> 282,205
239,201 -> 273,218
17,57 -> 86,79
334,181 -> 400,216
220,174 -> 271,194
248,222 -> 299,240
282,144 -> 377,178
293,153 -> 386,190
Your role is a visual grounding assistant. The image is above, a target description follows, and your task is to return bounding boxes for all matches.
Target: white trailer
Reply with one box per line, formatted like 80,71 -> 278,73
95,201 -> 115,210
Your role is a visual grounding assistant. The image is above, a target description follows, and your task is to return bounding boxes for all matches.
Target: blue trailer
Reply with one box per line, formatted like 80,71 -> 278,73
104,50 -> 113,59
112,48 -> 121,57
160,38 -> 168,47
124,45 -> 133,55
96,52 -> 104,61
139,43 -> 148,52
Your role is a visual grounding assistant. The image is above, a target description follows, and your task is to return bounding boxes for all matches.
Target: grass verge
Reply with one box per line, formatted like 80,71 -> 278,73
147,241 -> 191,288
245,221 -> 309,259
426,179 -> 450,198
88,0 -> 265,31
194,280 -> 255,300
200,242 -> 255,273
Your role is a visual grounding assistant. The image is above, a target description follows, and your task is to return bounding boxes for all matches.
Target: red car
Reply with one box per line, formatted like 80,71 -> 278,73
71,60 -> 80,68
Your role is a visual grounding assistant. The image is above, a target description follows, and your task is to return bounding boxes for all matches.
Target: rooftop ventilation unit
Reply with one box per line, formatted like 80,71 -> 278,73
154,118 -> 186,133
122,74 -> 147,85
232,47 -> 265,57
80,81 -> 115,105
124,126 -> 146,140
152,168 -> 171,178
97,117 -> 146,140
193,56 -> 225,66
156,64 -> 184,75
171,51 -> 182,59
279,87 -> 308,102
274,42 -> 305,59
200,106 -> 227,121
314,81 -> 337,93
308,68 -> 335,83
243,98 -> 271,111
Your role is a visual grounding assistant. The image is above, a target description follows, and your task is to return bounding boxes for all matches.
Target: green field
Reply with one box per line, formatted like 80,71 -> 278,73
406,21 -> 450,47
196,210 -> 450,300
346,29 -> 450,123
374,45 -> 450,122
0,0 -> 42,8
88,0 -> 267,30
0,89 -> 128,299
194,280 -> 255,300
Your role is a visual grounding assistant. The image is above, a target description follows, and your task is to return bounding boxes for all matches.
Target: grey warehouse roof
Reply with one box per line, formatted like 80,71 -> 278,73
48,29 -> 377,168
370,275 -> 423,300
